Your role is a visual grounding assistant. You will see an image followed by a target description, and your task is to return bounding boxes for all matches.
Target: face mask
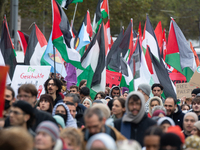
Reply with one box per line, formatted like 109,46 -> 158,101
55,113 -> 67,124
4,99 -> 10,110
182,110 -> 188,114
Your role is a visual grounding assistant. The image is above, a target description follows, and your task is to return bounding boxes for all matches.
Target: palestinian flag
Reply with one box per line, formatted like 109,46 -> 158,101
0,16 -> 17,80
56,0 -> 83,9
52,0 -> 83,69
24,24 -> 47,65
165,18 -> 196,82
120,56 -> 134,92
129,37 -> 141,79
74,10 -> 92,51
17,30 -> 29,55
105,19 -> 113,55
77,23 -> 107,99
142,15 -> 161,62
101,0 -> 109,19
154,21 -> 163,53
148,47 -> 176,99
190,42 -> 199,67
106,28 -> 124,72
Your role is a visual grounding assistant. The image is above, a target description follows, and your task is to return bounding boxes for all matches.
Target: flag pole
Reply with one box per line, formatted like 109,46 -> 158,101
53,46 -> 56,79
71,3 -> 78,28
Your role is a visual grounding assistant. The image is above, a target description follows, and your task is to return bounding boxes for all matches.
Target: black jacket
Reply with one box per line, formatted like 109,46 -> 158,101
75,104 -> 86,127
168,105 -> 185,130
114,113 -> 156,147
4,108 -> 57,131
54,94 -> 63,106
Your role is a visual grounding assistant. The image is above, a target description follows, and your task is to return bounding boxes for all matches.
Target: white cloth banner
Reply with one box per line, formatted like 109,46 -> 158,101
11,65 -> 51,99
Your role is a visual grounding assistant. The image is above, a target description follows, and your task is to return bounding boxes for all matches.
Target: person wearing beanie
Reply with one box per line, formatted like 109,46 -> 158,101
9,100 -> 35,136
160,133 -> 182,150
157,117 -> 175,133
183,112 -> 198,138
191,88 -> 200,100
53,115 -> 65,132
167,125 -> 185,144
151,105 -> 167,119
137,83 -> 151,112
92,100 -> 103,105
191,121 -> 200,136
151,83 -> 165,103
35,121 -> 65,150
148,96 -> 163,117
114,91 -> 156,146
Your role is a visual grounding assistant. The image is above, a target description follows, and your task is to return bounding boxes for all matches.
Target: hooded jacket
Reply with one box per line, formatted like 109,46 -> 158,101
148,96 -> 163,116
114,91 -> 156,146
109,86 -> 121,98
52,102 -> 77,128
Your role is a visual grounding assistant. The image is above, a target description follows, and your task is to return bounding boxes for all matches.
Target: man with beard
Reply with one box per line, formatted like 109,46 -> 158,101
191,96 -> 200,120
164,97 -> 185,129
109,86 -> 121,98
44,78 -> 63,106
114,91 -> 156,146
182,112 -> 198,138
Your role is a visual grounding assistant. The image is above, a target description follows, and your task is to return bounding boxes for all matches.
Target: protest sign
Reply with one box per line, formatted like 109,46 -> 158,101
106,70 -> 122,88
11,65 -> 51,99
189,66 -> 200,87
176,82 -> 196,99
0,66 -> 9,118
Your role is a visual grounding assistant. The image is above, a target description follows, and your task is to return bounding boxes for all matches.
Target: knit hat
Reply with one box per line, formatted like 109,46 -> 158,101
152,110 -> 166,117
100,99 -> 108,105
194,121 -> 200,131
157,117 -> 175,126
167,125 -> 185,144
36,121 -> 59,142
93,100 -> 103,104
12,100 -> 34,115
117,140 -> 141,150
191,88 -> 200,95
53,115 -> 65,129
184,135 -> 200,150
184,112 -> 198,122
86,133 -> 117,150
138,83 -> 151,96
92,103 -> 110,119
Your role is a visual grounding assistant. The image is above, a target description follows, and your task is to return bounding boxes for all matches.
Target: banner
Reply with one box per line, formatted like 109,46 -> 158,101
176,83 -> 196,99
106,70 -> 122,88
169,72 -> 187,85
0,66 -> 9,118
11,65 -> 51,99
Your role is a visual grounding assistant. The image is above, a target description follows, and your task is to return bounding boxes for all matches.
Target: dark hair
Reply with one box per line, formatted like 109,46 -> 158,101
6,86 -> 15,99
150,99 -> 161,105
65,101 -> 75,107
151,83 -> 164,91
80,87 -> 90,96
18,84 -> 37,97
94,91 -> 106,100
84,107 -> 104,121
114,98 -> 125,109
128,95 -> 140,102
145,126 -> 163,137
70,85 -> 79,92
66,93 -> 80,104
165,97 -> 177,105
112,86 -> 120,91
181,104 -> 190,110
38,94 -> 54,113
44,78 -> 62,95
192,97 -> 200,105
78,80 -> 87,90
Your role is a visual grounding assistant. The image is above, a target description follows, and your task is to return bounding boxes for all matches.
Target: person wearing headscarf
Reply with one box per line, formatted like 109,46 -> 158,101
114,91 -> 156,146
86,133 -> 117,150
148,96 -> 163,117
52,102 -> 77,128
82,98 -> 92,108
157,117 -> 175,133
191,121 -> 200,136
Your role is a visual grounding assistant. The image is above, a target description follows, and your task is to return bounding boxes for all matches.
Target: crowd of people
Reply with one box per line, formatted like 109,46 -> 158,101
1,73 -> 200,150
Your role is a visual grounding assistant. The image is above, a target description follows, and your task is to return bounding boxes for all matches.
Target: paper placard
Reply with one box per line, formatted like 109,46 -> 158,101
11,65 -> 51,99
189,66 -> 200,88
176,82 -> 196,99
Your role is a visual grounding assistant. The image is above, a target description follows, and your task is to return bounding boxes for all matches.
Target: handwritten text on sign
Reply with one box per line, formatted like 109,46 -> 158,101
11,65 -> 51,99
176,83 -> 196,99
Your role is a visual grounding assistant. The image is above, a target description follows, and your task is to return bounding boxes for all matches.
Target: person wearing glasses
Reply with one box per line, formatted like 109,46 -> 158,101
4,84 -> 57,132
9,100 -> 35,136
